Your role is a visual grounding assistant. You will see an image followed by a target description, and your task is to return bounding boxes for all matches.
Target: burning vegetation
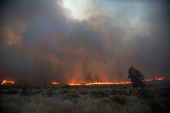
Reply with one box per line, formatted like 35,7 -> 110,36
52,77 -> 164,86
68,81 -> 132,86
1,80 -> 15,85
156,77 -> 164,80
69,83 -> 81,85
0,77 -> 165,86
0,80 -> 29,85
85,81 -> 131,85
52,81 -> 60,84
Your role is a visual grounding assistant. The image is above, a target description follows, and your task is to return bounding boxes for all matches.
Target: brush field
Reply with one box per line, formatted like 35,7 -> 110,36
0,80 -> 170,113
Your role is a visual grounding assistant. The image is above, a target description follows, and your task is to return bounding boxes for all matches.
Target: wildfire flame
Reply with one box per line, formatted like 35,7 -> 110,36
145,79 -> 152,81
66,78 -> 164,85
0,77 -> 166,86
85,81 -> 131,85
69,83 -> 81,85
52,81 -> 60,84
1,80 -> 15,85
67,81 -> 132,85
156,77 -> 164,80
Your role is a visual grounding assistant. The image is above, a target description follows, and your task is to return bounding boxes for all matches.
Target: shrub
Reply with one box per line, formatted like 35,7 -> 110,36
20,90 -> 31,96
63,85 -> 70,88
90,90 -> 109,98
0,90 -> 5,94
80,91 -> 88,95
137,89 -> 155,99
110,90 -> 116,95
7,89 -> 18,94
150,101 -> 162,113
60,90 -> 69,94
110,89 -> 129,95
129,89 -> 132,95
22,86 -> 27,91
158,88 -> 170,97
63,93 -> 79,100
102,95 -> 126,105
19,89 -> 31,96
36,89 -> 43,94
19,87 -> 36,96
52,86 -> 58,90
110,95 -> 126,105
46,89 -> 53,97
35,86 -> 40,89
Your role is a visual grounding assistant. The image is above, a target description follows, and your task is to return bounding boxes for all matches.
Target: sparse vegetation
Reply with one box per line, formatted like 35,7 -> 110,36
0,81 -> 170,113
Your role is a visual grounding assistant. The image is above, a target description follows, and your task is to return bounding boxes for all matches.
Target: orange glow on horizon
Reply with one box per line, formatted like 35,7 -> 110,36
1,80 -> 15,85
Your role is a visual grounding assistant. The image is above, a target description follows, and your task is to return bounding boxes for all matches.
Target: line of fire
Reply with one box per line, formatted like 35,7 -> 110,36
0,77 -> 168,86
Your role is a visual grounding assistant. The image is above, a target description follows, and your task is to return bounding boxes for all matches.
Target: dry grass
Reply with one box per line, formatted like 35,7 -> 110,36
0,83 -> 170,113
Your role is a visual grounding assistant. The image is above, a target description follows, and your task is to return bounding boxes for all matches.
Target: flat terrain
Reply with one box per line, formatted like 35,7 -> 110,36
0,80 -> 170,113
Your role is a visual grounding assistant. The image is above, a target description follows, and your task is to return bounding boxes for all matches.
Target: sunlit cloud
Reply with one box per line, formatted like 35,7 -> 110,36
61,0 -> 99,21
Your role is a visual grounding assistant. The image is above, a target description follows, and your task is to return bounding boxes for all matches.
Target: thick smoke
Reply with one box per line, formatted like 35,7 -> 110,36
0,0 -> 169,85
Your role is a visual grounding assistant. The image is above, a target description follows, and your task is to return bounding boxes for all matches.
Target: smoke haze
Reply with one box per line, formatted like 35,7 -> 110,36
0,0 -> 170,85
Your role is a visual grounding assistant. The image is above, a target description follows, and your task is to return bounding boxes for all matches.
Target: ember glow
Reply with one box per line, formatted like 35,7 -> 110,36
1,80 -> 15,85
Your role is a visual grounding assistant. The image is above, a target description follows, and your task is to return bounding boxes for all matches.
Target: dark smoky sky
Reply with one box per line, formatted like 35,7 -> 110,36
0,0 -> 170,85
